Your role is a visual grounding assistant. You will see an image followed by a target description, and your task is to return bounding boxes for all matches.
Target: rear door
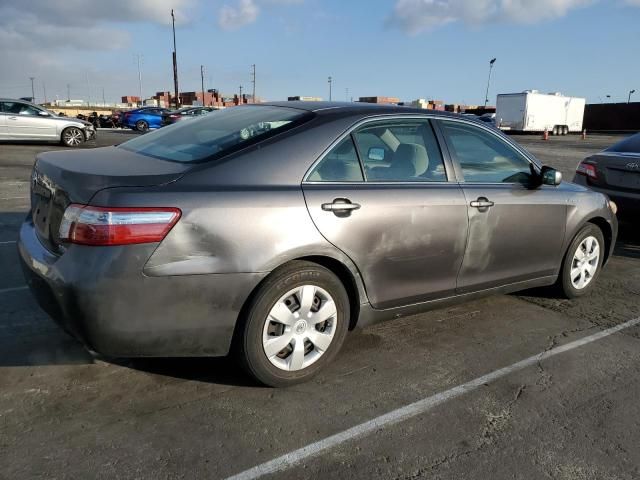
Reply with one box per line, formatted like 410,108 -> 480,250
303,117 -> 468,309
4,102 -> 57,139
436,119 -> 567,293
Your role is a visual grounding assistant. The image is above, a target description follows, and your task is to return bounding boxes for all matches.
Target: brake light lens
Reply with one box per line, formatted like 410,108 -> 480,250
59,205 -> 181,246
576,161 -> 597,179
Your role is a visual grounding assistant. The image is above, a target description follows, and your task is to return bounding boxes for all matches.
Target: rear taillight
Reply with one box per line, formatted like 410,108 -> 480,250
59,204 -> 181,246
576,161 -> 598,180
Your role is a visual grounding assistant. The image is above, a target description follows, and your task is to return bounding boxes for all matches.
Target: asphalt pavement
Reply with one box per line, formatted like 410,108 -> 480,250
0,131 -> 638,480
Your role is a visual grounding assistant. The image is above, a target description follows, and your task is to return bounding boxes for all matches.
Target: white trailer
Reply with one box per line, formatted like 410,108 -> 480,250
496,91 -> 585,135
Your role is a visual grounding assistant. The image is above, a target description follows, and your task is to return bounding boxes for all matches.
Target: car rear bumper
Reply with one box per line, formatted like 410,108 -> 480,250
573,175 -> 640,215
18,217 -> 266,358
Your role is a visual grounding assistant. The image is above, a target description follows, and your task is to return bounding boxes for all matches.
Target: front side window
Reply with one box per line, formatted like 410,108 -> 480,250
353,120 -> 447,182
439,120 -> 534,184
1,102 -> 40,115
307,137 -> 364,182
119,105 -> 311,163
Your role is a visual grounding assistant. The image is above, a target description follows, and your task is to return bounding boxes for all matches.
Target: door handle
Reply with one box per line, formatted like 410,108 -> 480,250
8,117 -> 17,120
470,197 -> 494,209
321,198 -> 361,215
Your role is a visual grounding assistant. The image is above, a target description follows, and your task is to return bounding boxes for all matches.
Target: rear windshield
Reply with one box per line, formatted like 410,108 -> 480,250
119,105 -> 310,163
606,133 -> 640,153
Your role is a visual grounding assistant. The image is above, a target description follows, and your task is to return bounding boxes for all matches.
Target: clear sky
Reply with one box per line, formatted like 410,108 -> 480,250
1,0 -> 639,105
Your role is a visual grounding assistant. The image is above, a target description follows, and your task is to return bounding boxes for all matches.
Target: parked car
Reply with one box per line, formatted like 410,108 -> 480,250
120,107 -> 169,132
0,98 -> 96,147
161,106 -> 219,126
574,132 -> 640,216
19,102 -> 617,387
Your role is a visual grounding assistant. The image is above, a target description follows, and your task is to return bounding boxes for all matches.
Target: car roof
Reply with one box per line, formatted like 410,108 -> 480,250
259,101 -> 466,120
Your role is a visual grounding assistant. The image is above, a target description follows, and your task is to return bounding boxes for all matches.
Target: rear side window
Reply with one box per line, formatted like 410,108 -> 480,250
119,105 -> 311,163
606,133 -> 640,153
307,137 -> 364,182
439,120 -> 534,184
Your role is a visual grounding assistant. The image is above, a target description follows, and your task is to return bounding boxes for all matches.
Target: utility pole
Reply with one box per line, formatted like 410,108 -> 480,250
86,72 -> 91,106
239,85 -> 243,103
135,54 -> 143,106
251,64 -> 256,103
629,89 -> 636,104
345,87 -> 349,102
29,77 -> 35,103
42,82 -> 47,104
102,87 -> 106,106
171,9 -> 180,109
328,76 -> 332,101
484,58 -> 496,108
200,65 -> 205,106
67,83 -> 71,102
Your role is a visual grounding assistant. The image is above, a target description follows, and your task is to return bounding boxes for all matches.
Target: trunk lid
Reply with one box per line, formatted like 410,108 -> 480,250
31,146 -> 190,253
592,152 -> 640,191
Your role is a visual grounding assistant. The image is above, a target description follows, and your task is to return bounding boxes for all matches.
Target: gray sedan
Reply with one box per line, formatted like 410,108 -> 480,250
18,102 -> 618,386
0,98 -> 95,147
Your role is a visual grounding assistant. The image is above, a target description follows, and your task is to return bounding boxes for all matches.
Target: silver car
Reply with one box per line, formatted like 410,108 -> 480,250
0,98 -> 96,147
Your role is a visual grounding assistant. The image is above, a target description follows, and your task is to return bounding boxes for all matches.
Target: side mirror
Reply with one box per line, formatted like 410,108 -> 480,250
541,166 -> 562,186
368,147 -> 386,162
37,110 -> 50,117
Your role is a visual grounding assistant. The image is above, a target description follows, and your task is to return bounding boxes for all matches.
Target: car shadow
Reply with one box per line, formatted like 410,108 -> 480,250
111,356 -> 260,388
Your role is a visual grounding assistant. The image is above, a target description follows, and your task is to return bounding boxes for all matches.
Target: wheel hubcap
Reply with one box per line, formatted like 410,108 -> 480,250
262,285 -> 337,372
65,129 -> 82,145
570,235 -> 600,290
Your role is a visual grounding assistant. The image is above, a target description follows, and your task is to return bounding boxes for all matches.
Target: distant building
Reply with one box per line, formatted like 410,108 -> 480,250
121,96 -> 141,104
151,90 -> 251,108
288,96 -> 323,101
358,96 -> 400,104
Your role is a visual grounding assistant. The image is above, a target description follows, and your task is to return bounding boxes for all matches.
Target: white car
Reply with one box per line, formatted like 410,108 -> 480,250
0,99 -> 96,147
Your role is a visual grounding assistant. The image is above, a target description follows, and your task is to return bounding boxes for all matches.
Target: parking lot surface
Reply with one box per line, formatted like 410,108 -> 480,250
1,132 -> 639,479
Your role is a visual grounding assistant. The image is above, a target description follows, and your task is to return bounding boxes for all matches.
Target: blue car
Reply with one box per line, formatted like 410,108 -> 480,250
120,107 -> 169,132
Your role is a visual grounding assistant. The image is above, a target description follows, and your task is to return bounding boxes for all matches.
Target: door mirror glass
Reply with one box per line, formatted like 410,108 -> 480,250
541,166 -> 562,186
38,110 -> 50,117
368,147 -> 386,162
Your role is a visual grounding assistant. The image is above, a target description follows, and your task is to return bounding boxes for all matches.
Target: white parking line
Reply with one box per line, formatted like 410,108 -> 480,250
226,316 -> 640,480
0,286 -> 28,295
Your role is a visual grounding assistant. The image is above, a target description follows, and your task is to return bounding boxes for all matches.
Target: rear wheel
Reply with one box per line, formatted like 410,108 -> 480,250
552,126 -> 559,136
135,120 -> 149,132
558,224 -> 605,298
237,261 -> 349,387
562,126 -> 568,135
60,127 -> 85,147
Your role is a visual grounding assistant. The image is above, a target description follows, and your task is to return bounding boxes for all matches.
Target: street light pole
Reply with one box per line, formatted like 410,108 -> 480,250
328,76 -> 332,101
135,54 -> 143,106
200,65 -> 205,106
171,9 -> 180,109
251,64 -> 256,103
29,77 -> 35,103
484,58 -> 496,108
629,89 -> 636,104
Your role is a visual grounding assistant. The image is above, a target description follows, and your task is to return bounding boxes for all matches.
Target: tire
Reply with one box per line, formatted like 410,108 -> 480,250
237,261 -> 350,387
563,126 -> 569,135
558,224 -> 605,299
552,126 -> 559,136
135,120 -> 149,132
60,127 -> 85,147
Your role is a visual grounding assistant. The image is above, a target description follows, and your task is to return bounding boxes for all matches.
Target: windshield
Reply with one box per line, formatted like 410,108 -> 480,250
119,105 -> 310,163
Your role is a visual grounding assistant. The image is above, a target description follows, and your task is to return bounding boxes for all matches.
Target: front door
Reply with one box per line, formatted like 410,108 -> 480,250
436,119 -> 567,293
303,118 -> 468,309
5,102 -> 57,139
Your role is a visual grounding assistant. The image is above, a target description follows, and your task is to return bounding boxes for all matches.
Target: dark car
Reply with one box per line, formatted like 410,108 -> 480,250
120,107 -> 169,132
161,106 -> 219,126
19,102 -> 617,387
574,133 -> 640,216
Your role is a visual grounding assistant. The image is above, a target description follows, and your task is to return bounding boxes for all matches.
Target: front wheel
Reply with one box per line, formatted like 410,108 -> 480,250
559,224 -> 605,298
61,127 -> 85,147
237,261 -> 350,387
